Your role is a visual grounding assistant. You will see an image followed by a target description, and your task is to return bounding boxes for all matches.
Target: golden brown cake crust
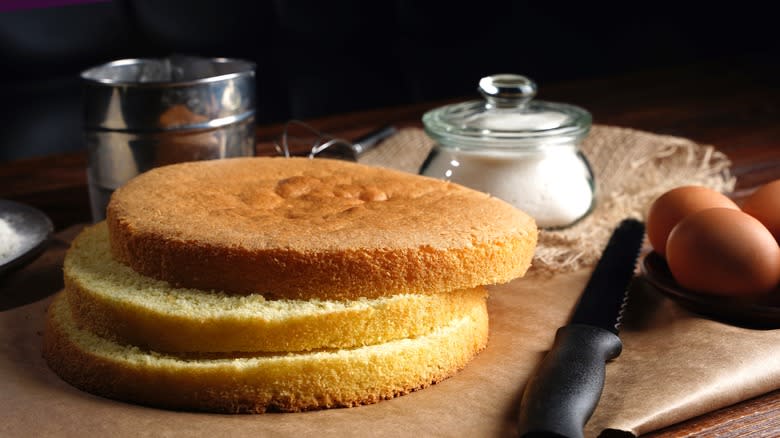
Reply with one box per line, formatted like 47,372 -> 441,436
107,157 -> 537,299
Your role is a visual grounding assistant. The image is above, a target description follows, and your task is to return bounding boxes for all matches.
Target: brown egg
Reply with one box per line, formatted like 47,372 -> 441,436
742,179 -> 780,243
647,186 -> 739,256
666,208 -> 780,297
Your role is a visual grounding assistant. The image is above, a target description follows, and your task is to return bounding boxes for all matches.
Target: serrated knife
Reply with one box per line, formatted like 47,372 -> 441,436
517,218 -> 645,438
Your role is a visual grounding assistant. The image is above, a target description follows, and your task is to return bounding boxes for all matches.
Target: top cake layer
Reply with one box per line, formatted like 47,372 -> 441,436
106,157 -> 537,299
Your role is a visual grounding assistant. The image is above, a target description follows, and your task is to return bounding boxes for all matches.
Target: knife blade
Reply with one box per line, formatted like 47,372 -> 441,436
517,218 -> 645,438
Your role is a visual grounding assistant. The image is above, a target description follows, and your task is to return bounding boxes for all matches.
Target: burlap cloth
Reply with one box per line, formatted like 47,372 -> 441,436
358,125 -> 736,274
1,125 -> 778,437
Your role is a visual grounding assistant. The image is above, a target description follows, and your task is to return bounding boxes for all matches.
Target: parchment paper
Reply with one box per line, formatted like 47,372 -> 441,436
1,227 -> 779,437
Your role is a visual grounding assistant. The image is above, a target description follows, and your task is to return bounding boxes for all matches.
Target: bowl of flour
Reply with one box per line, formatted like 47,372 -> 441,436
0,200 -> 53,275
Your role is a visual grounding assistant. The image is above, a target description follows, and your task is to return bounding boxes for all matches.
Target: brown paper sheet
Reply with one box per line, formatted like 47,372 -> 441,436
2,227 -> 779,437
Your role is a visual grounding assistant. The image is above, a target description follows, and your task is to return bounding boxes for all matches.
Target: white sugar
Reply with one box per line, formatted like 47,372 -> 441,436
422,147 -> 594,228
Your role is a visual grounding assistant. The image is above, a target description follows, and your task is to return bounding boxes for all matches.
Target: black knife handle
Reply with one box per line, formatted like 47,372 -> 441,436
517,324 -> 623,438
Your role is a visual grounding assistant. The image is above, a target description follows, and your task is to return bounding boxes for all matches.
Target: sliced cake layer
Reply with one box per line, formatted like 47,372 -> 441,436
43,291 -> 489,413
65,222 -> 487,353
107,157 -> 538,299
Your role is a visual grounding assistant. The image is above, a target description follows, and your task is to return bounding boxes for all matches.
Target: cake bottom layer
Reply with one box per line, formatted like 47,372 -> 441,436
43,291 -> 489,413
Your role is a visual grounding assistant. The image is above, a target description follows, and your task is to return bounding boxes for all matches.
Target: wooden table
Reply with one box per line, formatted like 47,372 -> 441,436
1,58 -> 779,436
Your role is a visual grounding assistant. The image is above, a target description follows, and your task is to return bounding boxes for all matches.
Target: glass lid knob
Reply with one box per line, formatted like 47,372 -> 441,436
478,74 -> 537,108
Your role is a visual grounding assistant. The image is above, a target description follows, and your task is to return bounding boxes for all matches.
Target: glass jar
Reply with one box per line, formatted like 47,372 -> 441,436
420,74 -> 595,229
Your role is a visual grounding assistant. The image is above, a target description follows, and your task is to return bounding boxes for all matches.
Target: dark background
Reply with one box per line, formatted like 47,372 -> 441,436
0,0 -> 777,162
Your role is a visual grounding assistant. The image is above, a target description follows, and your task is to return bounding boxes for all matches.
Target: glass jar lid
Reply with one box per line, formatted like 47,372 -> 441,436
423,74 -> 592,150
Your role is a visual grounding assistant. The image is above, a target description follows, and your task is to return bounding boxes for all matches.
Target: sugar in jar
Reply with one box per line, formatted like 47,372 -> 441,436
420,74 -> 595,229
